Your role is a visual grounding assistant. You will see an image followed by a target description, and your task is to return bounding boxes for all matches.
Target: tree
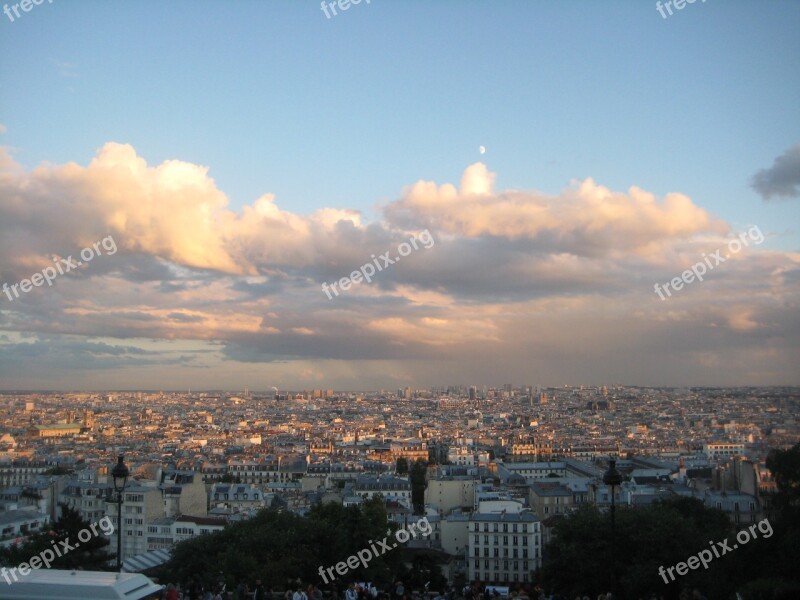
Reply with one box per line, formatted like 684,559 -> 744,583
155,499 -> 409,592
44,466 -> 74,476
539,498 -> 731,599
0,504 -> 114,571
409,459 -> 427,514
396,457 -> 409,475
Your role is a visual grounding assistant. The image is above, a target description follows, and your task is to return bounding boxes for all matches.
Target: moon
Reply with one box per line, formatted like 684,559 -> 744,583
479,145 -> 486,154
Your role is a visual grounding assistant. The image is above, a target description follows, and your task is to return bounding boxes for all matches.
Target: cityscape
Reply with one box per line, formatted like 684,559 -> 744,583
2,1 -> 800,599
0,386 -> 798,598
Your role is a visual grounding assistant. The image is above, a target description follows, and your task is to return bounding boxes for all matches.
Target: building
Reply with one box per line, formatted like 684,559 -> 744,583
27,424 -> 82,438
60,479 -> 111,524
0,508 -> 49,548
210,482 -> 267,511
160,471 -> 207,519
0,461 -> 49,488
529,481 -> 574,517
704,444 -> 746,460
425,476 -> 476,515
106,483 -> 163,562
496,461 -> 567,483
353,474 -> 412,507
467,511 -> 542,584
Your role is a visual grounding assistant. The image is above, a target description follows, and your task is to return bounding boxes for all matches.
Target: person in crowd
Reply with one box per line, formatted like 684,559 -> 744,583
393,581 -> 405,600
254,580 -> 266,600
165,583 -> 180,600
294,585 -> 309,600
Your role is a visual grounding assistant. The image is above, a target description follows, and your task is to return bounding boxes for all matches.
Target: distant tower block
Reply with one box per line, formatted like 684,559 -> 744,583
539,392 -> 548,405
83,411 -> 95,430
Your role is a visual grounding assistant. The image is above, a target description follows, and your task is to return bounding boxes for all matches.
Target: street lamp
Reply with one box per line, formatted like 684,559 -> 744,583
603,458 -> 623,598
111,455 -> 129,571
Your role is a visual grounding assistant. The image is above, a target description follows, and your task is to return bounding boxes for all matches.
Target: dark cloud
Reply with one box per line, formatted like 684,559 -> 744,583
751,145 -> 800,200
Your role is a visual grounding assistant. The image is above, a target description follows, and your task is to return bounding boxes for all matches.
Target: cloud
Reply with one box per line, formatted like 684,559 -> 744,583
0,144 -> 798,388
751,145 -> 800,200
385,162 -> 727,255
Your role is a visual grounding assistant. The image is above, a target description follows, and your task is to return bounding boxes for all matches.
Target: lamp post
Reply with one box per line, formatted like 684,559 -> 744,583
603,458 -> 623,598
111,455 -> 129,571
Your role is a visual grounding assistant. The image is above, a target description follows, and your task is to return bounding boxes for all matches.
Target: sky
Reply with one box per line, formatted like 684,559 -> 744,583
0,0 -> 799,390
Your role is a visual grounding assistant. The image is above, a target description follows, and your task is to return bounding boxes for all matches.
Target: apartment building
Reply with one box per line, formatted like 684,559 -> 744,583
146,515 -> 227,551
529,481 -> 574,517
60,479 -> 111,523
704,444 -> 746,460
353,474 -> 412,507
161,471 -> 207,518
0,508 -> 49,548
0,461 -> 49,488
210,482 -> 267,511
106,483 -> 163,562
496,461 -> 567,483
467,511 -> 542,584
425,476 -> 476,515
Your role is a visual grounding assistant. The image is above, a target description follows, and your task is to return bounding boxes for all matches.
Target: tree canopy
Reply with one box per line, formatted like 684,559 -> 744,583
0,504 -> 114,571
539,442 -> 800,600
154,497 -> 425,592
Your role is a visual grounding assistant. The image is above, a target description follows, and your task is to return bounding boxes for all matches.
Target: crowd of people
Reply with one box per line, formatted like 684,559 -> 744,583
156,578 -> 709,600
